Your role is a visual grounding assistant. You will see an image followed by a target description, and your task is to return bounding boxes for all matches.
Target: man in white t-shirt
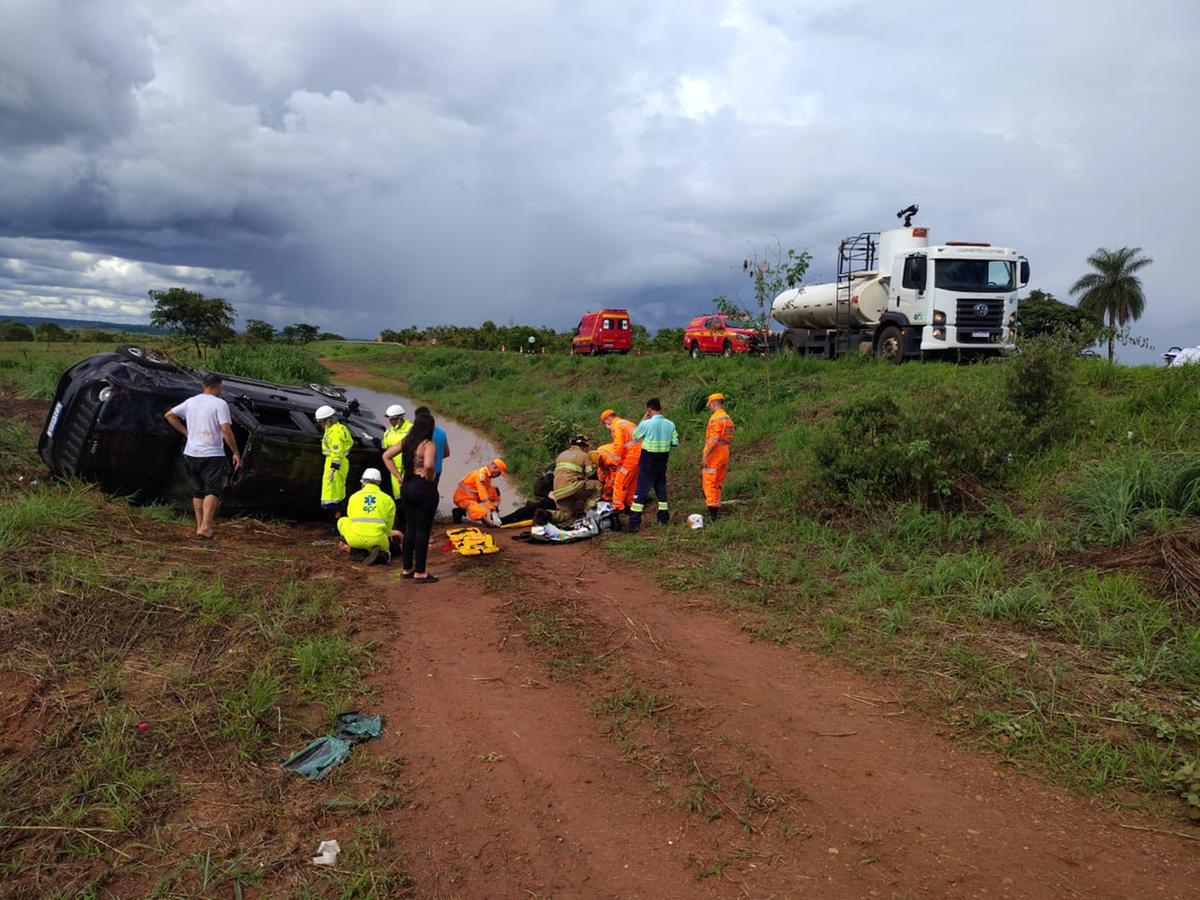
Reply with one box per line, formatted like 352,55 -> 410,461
164,373 -> 242,539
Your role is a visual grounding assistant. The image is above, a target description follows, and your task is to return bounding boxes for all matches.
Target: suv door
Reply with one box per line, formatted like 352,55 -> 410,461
703,317 -> 721,352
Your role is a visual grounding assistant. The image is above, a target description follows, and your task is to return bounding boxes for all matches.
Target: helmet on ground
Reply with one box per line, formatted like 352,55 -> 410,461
385,404 -> 406,418
569,434 -> 590,448
600,408 -> 616,422
315,405 -> 336,421
492,458 -> 507,475
361,468 -> 383,484
706,392 -> 725,404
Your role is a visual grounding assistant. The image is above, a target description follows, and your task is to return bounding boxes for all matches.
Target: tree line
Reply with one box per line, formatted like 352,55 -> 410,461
0,246 -> 1157,362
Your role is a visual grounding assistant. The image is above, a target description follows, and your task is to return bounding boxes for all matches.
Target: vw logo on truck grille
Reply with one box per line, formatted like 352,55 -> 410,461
973,302 -> 991,317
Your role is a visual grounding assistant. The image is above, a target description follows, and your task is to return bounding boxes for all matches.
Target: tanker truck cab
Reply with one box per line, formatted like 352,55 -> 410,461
890,244 -> 1027,360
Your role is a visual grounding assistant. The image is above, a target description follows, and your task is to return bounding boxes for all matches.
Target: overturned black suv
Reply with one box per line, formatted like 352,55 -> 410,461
38,346 -> 385,518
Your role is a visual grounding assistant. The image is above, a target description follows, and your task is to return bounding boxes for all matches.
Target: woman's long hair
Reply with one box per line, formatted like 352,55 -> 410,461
400,409 -> 435,476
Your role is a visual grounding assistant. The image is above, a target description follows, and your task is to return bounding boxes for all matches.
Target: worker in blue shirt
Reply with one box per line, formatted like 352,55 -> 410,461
625,397 -> 679,533
414,405 -> 451,484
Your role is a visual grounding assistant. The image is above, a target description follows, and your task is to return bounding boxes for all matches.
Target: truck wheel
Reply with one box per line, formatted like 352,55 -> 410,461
875,326 -> 904,364
690,343 -> 700,359
722,341 -> 733,358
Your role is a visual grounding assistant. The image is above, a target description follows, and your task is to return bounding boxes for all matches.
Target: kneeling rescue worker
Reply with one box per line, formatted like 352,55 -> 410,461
538,434 -> 601,525
702,392 -> 735,520
337,468 -> 399,565
592,441 -> 622,503
316,405 -> 353,520
600,408 -> 641,531
452,458 -> 506,526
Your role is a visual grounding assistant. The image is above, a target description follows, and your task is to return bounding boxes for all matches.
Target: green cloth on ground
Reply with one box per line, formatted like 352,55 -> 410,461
281,712 -> 384,780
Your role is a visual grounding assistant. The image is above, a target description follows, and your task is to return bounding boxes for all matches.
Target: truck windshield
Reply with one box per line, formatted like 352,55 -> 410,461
934,259 -> 1016,292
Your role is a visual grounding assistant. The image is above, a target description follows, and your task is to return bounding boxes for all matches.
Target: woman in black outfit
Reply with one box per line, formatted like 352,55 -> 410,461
399,409 -> 440,583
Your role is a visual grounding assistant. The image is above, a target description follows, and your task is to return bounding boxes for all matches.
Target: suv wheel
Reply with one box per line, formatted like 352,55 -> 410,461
307,382 -> 347,400
118,345 -> 177,371
722,341 -> 733,358
690,343 -> 700,359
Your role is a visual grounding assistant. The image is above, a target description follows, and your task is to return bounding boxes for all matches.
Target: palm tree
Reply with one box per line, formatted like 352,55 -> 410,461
1070,247 -> 1153,363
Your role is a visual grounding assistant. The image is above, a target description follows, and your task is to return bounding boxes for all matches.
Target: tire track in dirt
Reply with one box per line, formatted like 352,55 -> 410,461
364,537 -> 1200,898
367,563 -> 733,899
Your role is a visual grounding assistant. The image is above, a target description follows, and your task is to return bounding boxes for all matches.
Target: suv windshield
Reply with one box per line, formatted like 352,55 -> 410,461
724,319 -> 755,329
934,259 -> 1017,293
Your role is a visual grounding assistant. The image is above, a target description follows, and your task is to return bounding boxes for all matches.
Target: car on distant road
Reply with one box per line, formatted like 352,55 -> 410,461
683,314 -> 766,358
38,346 -> 384,518
571,309 -> 633,355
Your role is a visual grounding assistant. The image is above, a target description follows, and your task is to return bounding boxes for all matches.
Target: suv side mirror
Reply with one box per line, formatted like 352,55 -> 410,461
902,256 -> 926,291
1019,258 -> 1030,287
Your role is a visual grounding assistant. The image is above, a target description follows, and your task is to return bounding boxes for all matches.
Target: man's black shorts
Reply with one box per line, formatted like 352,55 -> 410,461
184,455 -> 229,499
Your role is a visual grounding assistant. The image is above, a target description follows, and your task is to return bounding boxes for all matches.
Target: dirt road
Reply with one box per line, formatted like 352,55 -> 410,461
361,535 -> 1200,899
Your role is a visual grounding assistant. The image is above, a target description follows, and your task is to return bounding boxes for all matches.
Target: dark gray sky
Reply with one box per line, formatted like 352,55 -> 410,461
0,0 -> 1196,361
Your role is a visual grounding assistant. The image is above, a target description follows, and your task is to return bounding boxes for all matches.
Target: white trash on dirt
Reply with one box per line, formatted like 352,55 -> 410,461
687,513 -> 705,529
311,840 -> 341,866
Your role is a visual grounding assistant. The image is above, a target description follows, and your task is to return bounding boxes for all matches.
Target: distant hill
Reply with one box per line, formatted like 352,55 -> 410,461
0,314 -> 160,334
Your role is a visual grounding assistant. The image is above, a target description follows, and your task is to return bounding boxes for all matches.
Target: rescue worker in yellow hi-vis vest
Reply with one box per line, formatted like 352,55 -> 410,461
701,392 -> 735,520
380,404 -> 412,498
316,405 -> 353,519
336,468 -> 401,565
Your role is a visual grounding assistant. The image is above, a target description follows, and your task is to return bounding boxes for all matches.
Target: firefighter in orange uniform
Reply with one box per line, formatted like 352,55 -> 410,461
452,458 -> 506,526
592,442 -> 622,502
600,408 -> 641,530
701,393 -> 735,519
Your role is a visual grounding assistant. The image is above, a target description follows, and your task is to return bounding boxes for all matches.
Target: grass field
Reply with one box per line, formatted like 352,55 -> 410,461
318,340 -> 1200,822
0,390 -> 406,896
0,340 -> 330,402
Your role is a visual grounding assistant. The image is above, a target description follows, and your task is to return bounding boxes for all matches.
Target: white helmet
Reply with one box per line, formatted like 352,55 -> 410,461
385,404 -> 406,418
361,467 -> 383,484
315,405 -> 336,421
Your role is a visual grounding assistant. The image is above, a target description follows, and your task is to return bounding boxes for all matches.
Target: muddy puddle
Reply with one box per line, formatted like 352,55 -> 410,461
339,382 -> 526,517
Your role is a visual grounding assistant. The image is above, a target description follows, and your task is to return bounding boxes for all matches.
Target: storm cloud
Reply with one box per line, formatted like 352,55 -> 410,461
0,0 -> 1196,359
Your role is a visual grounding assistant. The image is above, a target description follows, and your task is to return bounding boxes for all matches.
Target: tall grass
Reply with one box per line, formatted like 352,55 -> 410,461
208,344 -> 330,385
1069,450 -> 1200,545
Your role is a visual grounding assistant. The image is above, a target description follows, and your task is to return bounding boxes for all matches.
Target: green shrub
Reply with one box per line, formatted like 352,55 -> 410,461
814,384 -> 1015,504
1001,334 -> 1082,450
813,394 -> 906,499
209,344 -> 329,385
538,413 -> 584,457
905,382 -> 1018,499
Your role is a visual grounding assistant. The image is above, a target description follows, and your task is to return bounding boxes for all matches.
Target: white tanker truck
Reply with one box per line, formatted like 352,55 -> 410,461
771,206 -> 1029,362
